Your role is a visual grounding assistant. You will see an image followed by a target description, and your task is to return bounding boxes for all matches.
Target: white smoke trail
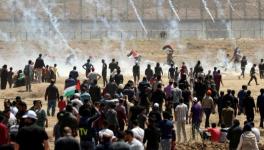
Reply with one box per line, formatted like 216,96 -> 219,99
201,0 -> 215,23
227,0 -> 235,11
167,0 -> 181,21
213,0 -> 234,39
128,0 -> 148,34
38,0 -> 73,52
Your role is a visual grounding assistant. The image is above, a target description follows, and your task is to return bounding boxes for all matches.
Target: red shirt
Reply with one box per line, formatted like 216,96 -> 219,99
58,100 -> 66,112
0,123 -> 9,145
207,128 -> 221,142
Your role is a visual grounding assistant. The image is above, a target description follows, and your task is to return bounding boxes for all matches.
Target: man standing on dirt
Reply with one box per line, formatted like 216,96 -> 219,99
34,54 -> 45,83
102,59 -> 108,87
247,64 -> 259,86
109,59 -> 118,73
133,62 -> 140,85
69,66 -> 79,81
7,67 -> 14,88
155,62 -> 163,77
0,64 -> 8,89
45,79 -> 60,116
237,85 -> 247,115
24,60 -> 34,92
145,64 -> 154,81
239,56 -> 247,79
168,64 -> 175,80
82,59 -> 94,78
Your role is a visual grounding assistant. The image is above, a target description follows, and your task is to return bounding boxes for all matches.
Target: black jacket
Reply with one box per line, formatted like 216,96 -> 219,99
227,125 -> 242,149
45,84 -> 59,100
34,57 -> 45,69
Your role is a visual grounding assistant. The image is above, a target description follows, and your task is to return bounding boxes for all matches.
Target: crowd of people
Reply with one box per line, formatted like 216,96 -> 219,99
0,53 -> 264,150
0,54 -> 59,91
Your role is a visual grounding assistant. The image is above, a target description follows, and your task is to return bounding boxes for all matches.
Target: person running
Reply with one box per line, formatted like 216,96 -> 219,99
34,54 -> 45,83
45,79 -> 60,116
247,64 -> 259,86
82,59 -> 94,78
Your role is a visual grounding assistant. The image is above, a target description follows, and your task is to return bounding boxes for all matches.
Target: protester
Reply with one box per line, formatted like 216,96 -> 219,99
236,124 -> 259,150
83,59 -> 94,78
247,64 -> 259,86
243,90 -> 256,122
7,67 -> 14,88
205,123 -> 221,142
132,62 -> 140,85
15,110 -> 50,150
189,97 -> 202,139
34,54 -> 45,83
45,79 -> 60,116
55,127 -> 81,150
159,111 -> 175,150
174,98 -> 188,143
257,88 -> 264,128
227,119 -> 242,150
202,90 -> 215,128
124,130 -> 144,150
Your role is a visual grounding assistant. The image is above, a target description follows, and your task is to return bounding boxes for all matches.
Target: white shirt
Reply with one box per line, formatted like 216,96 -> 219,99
252,127 -> 260,142
175,103 -> 188,121
10,106 -> 18,116
129,138 -> 144,150
132,126 -> 144,142
8,113 -> 17,127
71,98 -> 83,110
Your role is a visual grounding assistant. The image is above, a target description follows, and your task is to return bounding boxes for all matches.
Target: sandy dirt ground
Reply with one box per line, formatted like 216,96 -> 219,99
0,39 -> 264,149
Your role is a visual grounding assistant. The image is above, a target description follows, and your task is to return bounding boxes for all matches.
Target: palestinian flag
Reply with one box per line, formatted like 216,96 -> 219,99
64,85 -> 76,97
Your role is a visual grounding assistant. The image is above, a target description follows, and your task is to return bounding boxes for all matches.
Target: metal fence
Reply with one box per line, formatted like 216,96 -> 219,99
0,0 -> 264,40
2,29 -> 264,41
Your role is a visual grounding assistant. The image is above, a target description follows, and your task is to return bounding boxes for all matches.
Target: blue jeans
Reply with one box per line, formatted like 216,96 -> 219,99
203,108 -> 211,128
192,121 -> 201,139
47,99 -> 56,116
160,139 -> 171,150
